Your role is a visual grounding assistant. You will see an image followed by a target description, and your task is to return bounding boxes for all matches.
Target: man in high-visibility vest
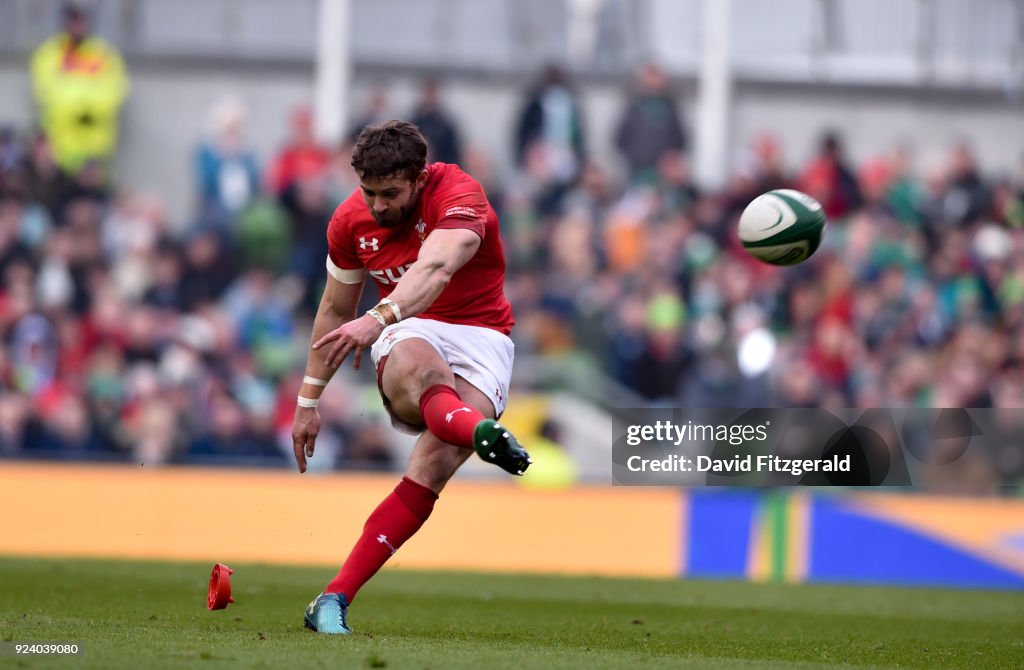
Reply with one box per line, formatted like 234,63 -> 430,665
30,2 -> 129,175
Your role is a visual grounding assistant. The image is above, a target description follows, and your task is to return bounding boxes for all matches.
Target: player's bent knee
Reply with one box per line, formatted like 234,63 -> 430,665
414,367 -> 452,396
384,358 -> 453,404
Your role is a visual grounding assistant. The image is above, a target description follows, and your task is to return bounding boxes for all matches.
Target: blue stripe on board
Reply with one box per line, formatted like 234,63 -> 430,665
685,491 -> 759,578
808,497 -> 1024,590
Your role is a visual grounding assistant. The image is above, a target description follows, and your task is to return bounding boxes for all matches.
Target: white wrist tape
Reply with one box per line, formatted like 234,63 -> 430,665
366,309 -> 387,327
302,376 -> 328,387
296,395 -> 320,408
379,298 -> 402,323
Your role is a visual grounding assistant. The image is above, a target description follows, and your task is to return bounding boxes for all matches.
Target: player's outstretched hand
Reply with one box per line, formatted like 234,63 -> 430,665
292,406 -> 321,473
313,314 -> 385,370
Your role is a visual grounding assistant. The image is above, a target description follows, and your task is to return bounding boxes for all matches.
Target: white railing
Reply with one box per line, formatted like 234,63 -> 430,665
0,0 -> 1021,90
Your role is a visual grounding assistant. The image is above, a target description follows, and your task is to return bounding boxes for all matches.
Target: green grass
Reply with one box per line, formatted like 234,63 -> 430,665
0,557 -> 1022,669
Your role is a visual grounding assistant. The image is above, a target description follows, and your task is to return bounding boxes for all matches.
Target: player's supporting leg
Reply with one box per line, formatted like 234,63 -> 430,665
307,340 -> 529,634
322,375 -> 483,604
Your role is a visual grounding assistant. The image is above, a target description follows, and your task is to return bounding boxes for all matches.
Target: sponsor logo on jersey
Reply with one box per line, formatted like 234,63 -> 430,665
368,262 -> 414,285
359,236 -> 380,251
443,205 -> 480,220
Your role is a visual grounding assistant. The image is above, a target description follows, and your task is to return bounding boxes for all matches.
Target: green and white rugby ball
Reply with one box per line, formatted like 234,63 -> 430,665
738,189 -> 827,266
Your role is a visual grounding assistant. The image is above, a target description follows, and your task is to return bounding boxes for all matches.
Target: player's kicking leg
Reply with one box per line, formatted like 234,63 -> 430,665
305,340 -> 529,634
383,337 -> 530,475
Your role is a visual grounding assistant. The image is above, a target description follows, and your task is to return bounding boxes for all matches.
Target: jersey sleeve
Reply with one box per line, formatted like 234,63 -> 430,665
433,169 -> 490,238
435,192 -> 488,239
326,205 -> 366,284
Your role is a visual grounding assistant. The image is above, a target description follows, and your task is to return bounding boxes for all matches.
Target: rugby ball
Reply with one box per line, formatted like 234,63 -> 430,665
738,189 -> 826,266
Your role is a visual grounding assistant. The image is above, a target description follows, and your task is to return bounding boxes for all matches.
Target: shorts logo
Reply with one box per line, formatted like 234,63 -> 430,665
359,237 -> 380,251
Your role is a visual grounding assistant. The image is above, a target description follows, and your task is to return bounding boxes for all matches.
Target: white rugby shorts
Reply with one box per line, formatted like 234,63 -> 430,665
370,317 -> 514,434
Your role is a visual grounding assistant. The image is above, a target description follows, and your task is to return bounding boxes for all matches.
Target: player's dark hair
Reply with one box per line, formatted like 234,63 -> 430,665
351,120 -> 428,182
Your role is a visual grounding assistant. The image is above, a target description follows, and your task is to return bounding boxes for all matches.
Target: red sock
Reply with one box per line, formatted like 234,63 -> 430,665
418,384 -> 485,448
325,476 -> 438,602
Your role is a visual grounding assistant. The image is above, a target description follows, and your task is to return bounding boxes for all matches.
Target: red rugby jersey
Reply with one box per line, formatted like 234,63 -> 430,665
327,163 -> 514,335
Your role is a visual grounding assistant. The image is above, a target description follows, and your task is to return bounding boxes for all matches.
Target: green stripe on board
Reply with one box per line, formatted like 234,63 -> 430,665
769,493 -> 788,582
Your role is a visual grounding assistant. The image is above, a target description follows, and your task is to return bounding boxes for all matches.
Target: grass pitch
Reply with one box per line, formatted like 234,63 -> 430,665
0,557 -> 1021,669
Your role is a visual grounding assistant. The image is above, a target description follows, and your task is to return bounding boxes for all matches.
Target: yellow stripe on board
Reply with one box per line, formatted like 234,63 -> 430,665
747,494 -> 808,583
0,462 -> 681,578
785,493 -> 809,583
747,503 -> 771,582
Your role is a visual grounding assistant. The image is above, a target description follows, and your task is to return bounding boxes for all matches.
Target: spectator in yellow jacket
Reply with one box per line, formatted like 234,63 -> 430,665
30,2 -> 129,175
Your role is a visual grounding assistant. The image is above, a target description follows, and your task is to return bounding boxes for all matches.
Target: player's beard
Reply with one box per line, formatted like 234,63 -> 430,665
373,184 -> 423,228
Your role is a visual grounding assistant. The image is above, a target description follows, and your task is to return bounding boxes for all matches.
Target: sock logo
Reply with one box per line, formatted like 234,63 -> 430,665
377,534 -> 396,555
445,407 -> 472,423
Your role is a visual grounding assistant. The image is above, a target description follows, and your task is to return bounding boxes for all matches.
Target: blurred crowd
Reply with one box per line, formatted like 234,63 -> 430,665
1,8 -> 1022,490
499,69 -> 1024,492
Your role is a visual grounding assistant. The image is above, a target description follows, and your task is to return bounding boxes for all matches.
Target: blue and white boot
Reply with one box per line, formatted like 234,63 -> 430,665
303,592 -> 352,634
